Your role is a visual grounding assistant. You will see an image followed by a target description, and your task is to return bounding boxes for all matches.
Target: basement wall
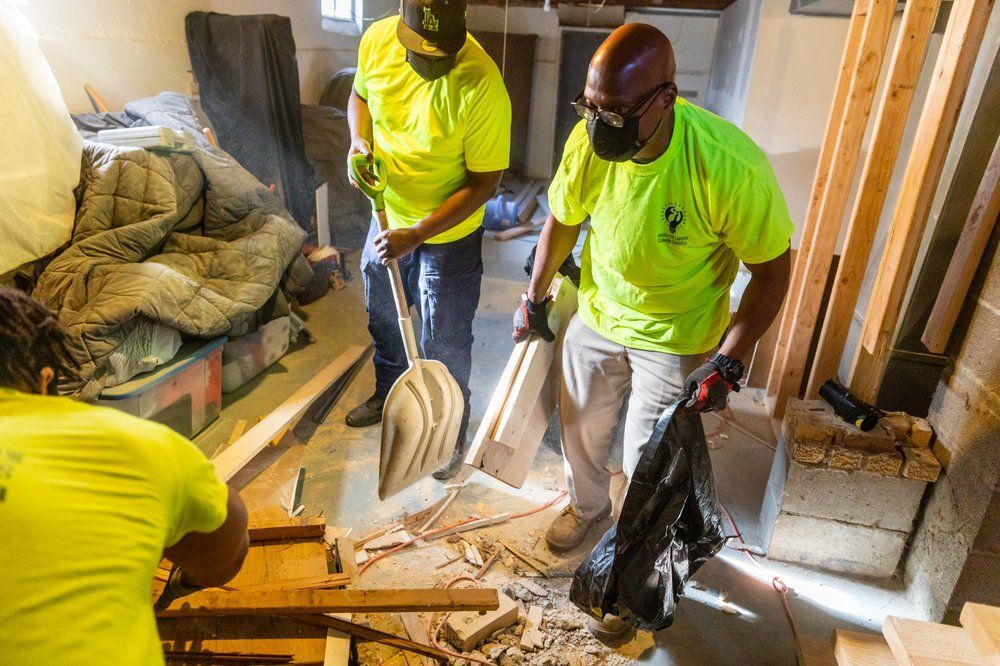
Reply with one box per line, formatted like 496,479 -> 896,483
22,0 -> 357,112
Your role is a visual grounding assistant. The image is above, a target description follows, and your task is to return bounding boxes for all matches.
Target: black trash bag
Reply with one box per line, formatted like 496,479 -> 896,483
570,401 -> 728,632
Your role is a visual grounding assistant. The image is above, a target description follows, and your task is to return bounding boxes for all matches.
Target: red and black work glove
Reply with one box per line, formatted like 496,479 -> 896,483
681,353 -> 743,413
512,294 -> 555,343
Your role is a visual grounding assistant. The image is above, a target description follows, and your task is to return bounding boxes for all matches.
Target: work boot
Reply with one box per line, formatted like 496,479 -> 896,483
432,440 -> 469,481
587,614 -> 635,645
345,394 -> 384,427
545,502 -> 612,551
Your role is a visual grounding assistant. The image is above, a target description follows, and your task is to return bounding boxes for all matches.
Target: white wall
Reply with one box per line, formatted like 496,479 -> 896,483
705,0 -> 762,126
22,0 -> 356,113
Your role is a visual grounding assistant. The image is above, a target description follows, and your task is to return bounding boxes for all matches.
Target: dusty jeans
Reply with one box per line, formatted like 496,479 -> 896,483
560,314 -> 706,519
360,219 -> 484,447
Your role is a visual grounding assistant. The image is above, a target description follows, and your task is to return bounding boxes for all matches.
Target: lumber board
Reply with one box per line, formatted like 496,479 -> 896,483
769,0 -> 896,415
882,615 -> 983,665
424,513 -> 511,540
960,602 -> 1000,663
832,629 -> 896,665
156,588 -> 500,617
765,0 -> 871,413
851,0 -> 994,401
213,345 -> 367,481
295,614 -> 450,662
247,516 -> 327,541
466,276 -> 578,487
922,136 -> 1000,353
806,0 -> 943,397
233,573 -> 351,592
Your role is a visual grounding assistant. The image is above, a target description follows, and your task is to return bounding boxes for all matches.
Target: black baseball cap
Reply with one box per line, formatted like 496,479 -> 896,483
397,0 -> 467,57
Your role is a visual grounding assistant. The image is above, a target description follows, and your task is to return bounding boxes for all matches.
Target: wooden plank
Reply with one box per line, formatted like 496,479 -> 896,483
768,0 -> 896,417
247,516 -> 327,541
806,0 -> 943,397
960,602 -> 1000,663
213,345 -> 367,481
765,0 -> 871,413
832,629 -> 896,665
156,588 -> 500,617
882,615 -> 983,665
466,276 -> 578,487
922,136 -> 1000,353
233,573 -> 351,592
294,614 -> 450,663
423,513 -> 511,540
851,0 -> 995,401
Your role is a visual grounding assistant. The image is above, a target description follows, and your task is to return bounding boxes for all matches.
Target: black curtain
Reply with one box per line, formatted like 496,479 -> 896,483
186,12 -> 314,230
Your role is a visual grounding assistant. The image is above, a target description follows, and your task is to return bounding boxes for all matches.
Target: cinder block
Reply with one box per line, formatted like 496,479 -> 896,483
444,593 -> 519,651
881,413 -> 911,440
908,418 -> 934,448
791,441 -> 827,464
784,399 -> 840,445
828,446 -> 863,470
902,446 -> 941,482
765,438 -> 926,532
766,513 -> 907,578
863,451 -> 903,477
841,424 -> 897,453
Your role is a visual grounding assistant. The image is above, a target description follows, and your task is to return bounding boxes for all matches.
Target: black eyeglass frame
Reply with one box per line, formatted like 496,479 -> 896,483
571,82 -> 674,128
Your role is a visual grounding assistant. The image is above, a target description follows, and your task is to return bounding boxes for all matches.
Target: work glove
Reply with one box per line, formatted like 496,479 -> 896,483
154,565 -> 204,612
681,357 -> 741,413
512,294 -> 555,343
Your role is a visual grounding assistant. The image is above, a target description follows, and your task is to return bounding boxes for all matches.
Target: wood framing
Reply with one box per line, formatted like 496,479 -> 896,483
767,0 -> 896,415
765,0 -> 871,413
832,629 -> 896,665
212,345 -> 367,481
247,516 -> 327,541
850,0 -> 995,401
921,136 -> 1000,353
959,602 -> 1000,661
156,588 -> 500,618
805,0 -> 943,397
466,275 -> 578,487
882,616 -> 983,665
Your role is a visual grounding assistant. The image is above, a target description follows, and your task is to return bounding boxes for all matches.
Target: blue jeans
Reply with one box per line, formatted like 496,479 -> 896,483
361,219 -> 484,447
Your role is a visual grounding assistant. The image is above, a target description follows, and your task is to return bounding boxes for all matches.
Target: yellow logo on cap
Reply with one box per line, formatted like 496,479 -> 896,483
422,7 -> 439,31
420,39 -> 438,52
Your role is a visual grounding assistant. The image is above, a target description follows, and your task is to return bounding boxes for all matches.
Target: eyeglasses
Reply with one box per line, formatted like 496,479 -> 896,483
571,82 -> 673,128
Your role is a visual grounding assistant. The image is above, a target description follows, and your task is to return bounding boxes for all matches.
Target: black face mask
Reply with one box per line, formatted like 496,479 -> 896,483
406,50 -> 456,81
586,115 -> 644,162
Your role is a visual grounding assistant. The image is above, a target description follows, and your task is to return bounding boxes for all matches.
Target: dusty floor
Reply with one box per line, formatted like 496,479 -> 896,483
195,234 -> 917,664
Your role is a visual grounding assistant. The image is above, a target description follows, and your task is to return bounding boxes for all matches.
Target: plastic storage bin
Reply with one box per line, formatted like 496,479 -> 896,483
221,316 -> 290,393
97,337 -> 225,438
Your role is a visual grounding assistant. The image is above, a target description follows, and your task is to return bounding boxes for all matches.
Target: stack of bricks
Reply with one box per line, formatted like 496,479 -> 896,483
760,399 -> 942,579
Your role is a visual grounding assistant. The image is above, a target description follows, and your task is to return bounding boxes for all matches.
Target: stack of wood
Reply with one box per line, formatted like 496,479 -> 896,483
492,180 -> 549,241
155,511 -> 500,664
833,602 -> 999,665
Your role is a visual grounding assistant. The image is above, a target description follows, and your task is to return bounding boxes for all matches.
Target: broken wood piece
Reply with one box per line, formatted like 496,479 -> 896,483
212,345 -> 367,481
443,593 -> 519,652
498,541 -> 550,578
156,588 -> 500,618
417,488 -> 460,534
423,514 -> 511,541
232,573 -> 352,592
247,516 -> 326,541
520,606 -> 545,652
364,527 -> 413,551
463,540 -> 484,567
475,546 -> 504,580
435,552 -> 465,570
882,615 -> 982,665
294,614 -> 450,663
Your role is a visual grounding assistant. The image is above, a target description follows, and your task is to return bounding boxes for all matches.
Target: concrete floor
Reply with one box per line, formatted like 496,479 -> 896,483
195,233 -> 918,664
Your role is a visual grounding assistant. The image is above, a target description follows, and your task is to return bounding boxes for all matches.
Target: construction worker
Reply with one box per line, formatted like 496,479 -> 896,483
516,22 -> 792,609
345,0 -> 512,480
0,287 -> 249,664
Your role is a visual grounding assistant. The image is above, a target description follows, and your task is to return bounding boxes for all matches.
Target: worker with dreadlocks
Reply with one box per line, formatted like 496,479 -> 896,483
0,287 -> 250,664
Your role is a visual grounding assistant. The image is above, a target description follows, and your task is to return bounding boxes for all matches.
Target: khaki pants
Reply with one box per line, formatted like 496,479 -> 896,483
560,314 -> 705,519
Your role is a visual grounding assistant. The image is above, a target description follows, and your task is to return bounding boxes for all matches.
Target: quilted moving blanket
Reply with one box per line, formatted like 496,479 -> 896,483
33,141 -> 309,398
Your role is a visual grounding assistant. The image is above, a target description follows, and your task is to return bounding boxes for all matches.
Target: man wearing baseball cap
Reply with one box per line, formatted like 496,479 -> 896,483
346,0 -> 512,481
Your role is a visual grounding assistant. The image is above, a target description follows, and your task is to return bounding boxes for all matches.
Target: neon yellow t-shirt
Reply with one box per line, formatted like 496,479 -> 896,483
354,16 -> 512,244
548,99 -> 794,355
0,388 -> 228,665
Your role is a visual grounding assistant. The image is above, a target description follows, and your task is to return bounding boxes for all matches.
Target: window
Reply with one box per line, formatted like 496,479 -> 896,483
321,0 -> 354,22
321,0 -> 364,35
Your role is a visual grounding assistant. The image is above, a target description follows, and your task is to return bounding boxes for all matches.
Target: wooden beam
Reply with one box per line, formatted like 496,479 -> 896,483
156,588 -> 500,618
832,629 -> 896,665
213,345 -> 367,481
882,615 -> 983,665
295,614 -> 450,663
768,0 -> 896,414
960,602 -> 1000,662
850,0 -> 995,401
233,573 -> 352,592
248,516 -> 327,541
805,0 -> 943,397
921,136 -> 1000,353
766,0 -> 871,414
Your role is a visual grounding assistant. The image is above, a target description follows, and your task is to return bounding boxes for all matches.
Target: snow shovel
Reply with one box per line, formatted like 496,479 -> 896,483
350,154 -> 464,500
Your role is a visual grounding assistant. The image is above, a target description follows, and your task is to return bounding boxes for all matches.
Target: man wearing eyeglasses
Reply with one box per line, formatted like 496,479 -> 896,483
515,25 -> 792,568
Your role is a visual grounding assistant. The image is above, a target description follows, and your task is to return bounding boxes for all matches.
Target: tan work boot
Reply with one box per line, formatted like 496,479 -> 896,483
587,614 -> 635,645
545,503 -> 611,551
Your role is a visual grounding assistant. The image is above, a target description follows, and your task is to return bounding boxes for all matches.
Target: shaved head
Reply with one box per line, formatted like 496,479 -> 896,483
586,23 -> 676,110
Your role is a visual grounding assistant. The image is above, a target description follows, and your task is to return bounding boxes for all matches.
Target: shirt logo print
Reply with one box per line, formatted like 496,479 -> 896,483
659,203 -> 688,246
